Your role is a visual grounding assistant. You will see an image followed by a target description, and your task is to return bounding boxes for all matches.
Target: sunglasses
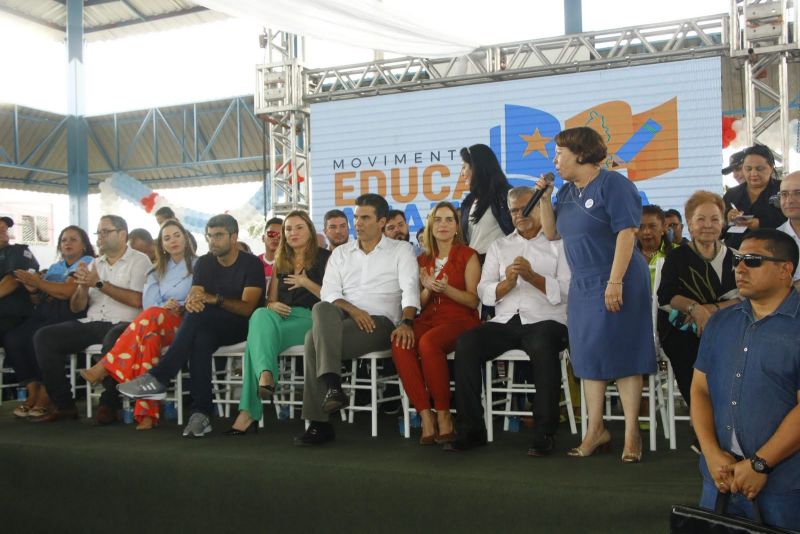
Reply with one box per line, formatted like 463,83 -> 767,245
732,252 -> 788,268
266,230 -> 280,238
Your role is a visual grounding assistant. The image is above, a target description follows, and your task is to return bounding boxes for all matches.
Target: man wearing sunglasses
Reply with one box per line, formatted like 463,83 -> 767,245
118,214 -> 265,438
258,217 -> 283,294
777,171 -> 800,290
691,228 -> 800,530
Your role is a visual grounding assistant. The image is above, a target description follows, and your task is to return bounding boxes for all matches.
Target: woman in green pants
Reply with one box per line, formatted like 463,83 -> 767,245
225,210 -> 331,435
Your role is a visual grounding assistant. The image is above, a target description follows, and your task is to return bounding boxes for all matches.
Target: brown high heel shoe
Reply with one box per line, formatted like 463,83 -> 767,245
621,435 -> 642,463
567,429 -> 612,457
419,420 -> 439,445
434,412 -> 457,444
79,363 -> 108,386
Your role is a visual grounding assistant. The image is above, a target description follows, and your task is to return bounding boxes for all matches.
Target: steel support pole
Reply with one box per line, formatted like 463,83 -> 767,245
66,0 -> 88,228
564,0 -> 582,35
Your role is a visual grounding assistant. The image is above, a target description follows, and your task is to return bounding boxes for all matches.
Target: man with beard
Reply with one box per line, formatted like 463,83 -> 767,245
323,209 -> 350,251
33,215 -> 150,423
118,214 -> 265,437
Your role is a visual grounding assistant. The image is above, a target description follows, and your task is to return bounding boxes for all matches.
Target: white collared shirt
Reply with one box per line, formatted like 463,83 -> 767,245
478,229 -> 570,325
321,235 -> 420,324
778,220 -> 800,281
83,246 -> 151,323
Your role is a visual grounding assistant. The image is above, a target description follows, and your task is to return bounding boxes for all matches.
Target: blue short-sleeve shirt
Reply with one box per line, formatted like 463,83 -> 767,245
695,289 -> 800,493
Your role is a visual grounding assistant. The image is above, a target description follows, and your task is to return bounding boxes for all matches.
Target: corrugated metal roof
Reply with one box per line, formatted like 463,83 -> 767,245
0,0 -> 227,42
0,96 -> 269,193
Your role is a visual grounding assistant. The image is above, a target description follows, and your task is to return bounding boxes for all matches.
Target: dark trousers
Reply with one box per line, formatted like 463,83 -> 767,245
149,306 -> 249,416
454,317 -> 568,439
0,314 -> 26,347
661,325 -> 700,408
34,320 -> 129,410
4,299 -> 86,384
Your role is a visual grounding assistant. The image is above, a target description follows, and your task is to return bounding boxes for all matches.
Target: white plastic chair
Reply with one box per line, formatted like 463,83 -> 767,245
398,351 -> 459,439
342,350 -> 400,437
82,344 -> 187,424
485,348 -> 578,442
0,348 -> 17,404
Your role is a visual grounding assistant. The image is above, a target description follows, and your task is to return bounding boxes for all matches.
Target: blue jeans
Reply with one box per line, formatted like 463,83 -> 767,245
700,479 -> 800,531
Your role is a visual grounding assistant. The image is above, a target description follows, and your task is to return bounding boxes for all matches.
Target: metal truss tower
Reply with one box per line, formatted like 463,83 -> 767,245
255,30 -> 310,216
730,0 -> 798,171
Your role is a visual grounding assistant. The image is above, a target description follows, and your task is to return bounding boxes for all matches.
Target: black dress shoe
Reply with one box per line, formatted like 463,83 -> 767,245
94,404 -> 119,426
321,387 -> 348,414
443,430 -> 487,452
30,406 -> 79,423
294,423 -> 335,446
527,434 -> 556,457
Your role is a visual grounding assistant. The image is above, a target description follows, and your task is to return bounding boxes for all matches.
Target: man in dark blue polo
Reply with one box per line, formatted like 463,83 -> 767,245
691,228 -> 800,531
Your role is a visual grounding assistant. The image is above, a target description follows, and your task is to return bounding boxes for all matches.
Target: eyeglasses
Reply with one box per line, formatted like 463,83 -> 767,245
777,190 -> 800,200
205,232 -> 229,241
667,222 -> 681,228
266,230 -> 280,238
732,252 -> 789,268
95,229 -> 120,237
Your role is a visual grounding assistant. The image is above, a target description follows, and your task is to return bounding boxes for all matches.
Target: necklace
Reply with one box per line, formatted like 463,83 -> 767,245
691,239 -> 718,262
575,168 -> 601,198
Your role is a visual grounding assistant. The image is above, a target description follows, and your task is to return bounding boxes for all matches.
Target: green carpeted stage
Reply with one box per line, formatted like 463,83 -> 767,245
0,402 -> 699,533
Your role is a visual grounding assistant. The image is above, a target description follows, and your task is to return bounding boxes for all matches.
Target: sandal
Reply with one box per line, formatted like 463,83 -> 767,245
13,405 -> 32,418
28,406 -> 49,418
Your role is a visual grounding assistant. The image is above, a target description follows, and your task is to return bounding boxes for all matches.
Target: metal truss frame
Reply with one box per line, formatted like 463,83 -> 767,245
255,30 -> 310,216
730,0 -> 799,170
0,96 -> 266,189
302,13 -> 729,103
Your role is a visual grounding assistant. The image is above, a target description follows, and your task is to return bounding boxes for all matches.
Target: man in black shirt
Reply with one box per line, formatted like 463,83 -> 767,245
118,214 -> 265,437
0,216 -> 39,344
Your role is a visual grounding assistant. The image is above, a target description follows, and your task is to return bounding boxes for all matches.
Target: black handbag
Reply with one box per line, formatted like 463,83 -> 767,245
670,492 -> 795,534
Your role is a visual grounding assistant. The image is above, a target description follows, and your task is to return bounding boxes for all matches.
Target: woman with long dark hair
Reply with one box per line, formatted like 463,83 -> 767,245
79,219 -> 197,430
7,226 -> 95,419
458,144 -> 513,260
226,210 -> 330,435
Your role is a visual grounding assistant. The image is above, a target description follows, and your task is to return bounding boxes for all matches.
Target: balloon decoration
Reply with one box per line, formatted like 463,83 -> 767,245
98,172 -> 268,234
722,116 -> 738,148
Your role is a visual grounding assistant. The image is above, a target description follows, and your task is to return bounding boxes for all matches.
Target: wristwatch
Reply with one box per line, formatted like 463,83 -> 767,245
400,318 -> 414,327
750,455 -> 772,474
95,281 -> 104,289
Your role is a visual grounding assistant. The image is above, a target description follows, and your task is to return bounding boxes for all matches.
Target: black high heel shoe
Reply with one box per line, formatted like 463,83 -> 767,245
258,383 -> 275,403
223,420 -> 258,436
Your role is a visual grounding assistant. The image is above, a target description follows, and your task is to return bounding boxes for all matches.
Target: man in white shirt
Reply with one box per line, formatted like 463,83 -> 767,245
32,215 -> 151,423
777,171 -> 800,290
448,187 -> 571,454
295,194 -> 420,446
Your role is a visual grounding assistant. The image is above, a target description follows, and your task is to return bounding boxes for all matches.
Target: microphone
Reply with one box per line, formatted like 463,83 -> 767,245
522,173 -> 555,217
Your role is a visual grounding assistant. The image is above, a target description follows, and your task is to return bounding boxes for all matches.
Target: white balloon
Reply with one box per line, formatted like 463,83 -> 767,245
731,118 -> 745,133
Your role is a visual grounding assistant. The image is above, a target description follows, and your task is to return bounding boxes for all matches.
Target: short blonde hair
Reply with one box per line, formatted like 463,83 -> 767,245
684,191 -> 725,221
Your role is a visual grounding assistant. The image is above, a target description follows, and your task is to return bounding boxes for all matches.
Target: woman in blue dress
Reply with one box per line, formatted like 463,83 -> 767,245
537,126 -> 655,462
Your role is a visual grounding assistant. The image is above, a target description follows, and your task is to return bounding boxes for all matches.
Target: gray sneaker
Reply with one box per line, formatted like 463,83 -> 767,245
182,412 -> 212,438
116,374 -> 167,400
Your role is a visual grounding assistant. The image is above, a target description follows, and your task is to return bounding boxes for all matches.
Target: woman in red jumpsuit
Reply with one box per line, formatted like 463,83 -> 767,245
392,201 -> 481,444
